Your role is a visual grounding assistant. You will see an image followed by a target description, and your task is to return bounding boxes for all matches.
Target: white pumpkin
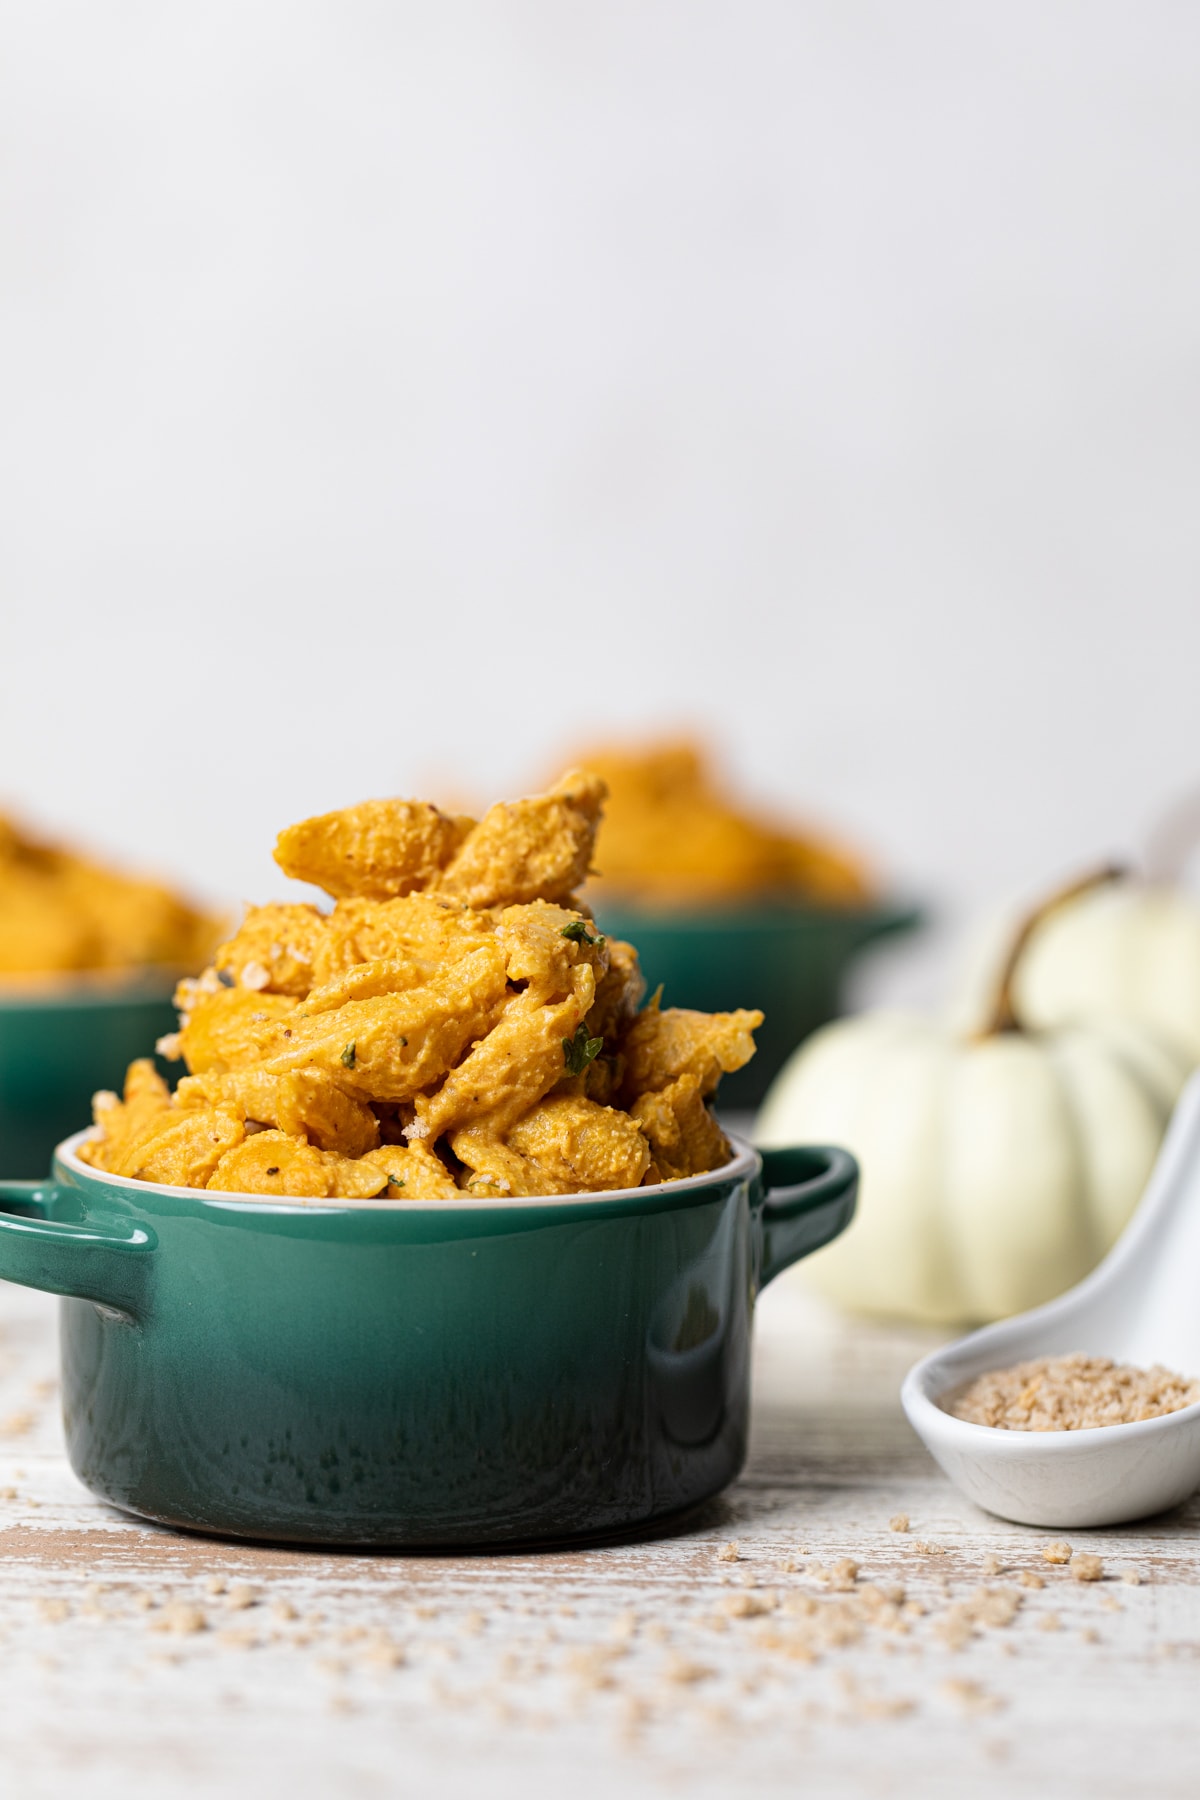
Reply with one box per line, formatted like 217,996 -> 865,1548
757,1004 -> 1192,1327
1003,879 -> 1200,1063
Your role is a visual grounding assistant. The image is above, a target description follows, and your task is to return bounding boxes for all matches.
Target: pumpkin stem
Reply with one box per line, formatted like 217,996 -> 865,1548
981,863 -> 1129,1037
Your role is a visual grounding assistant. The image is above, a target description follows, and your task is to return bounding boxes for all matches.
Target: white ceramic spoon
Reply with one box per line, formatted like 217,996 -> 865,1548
901,1068 -> 1200,1529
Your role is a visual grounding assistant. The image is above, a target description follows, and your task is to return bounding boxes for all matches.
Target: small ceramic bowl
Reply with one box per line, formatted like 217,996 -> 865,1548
0,1130 -> 857,1547
0,978 -> 180,1178
593,900 -> 921,1108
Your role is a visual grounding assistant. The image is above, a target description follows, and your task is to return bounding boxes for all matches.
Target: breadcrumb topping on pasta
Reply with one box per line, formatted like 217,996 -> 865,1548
79,771 -> 762,1199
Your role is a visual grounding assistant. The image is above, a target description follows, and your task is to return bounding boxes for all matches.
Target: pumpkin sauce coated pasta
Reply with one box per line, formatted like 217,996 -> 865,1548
0,814 -> 220,978
568,740 -> 875,908
81,772 -> 762,1199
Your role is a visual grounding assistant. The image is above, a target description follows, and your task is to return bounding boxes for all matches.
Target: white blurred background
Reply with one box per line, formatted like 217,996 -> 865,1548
2,2 -> 1198,977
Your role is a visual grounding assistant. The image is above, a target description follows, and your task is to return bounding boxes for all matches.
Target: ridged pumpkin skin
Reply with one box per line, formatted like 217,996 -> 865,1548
756,1010 -> 1191,1325
1010,885 -> 1200,1064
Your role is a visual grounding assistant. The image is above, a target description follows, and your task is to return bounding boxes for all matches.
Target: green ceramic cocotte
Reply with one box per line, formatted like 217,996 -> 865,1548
0,1132 -> 856,1547
592,900 -> 922,1109
0,980 -> 179,1178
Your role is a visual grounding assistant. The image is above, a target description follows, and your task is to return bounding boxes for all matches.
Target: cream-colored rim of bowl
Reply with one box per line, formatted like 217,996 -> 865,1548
54,1126 -> 760,1213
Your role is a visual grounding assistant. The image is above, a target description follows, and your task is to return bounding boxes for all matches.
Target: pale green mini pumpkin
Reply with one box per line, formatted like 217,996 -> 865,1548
758,872 -> 1193,1325
1004,877 -> 1200,1064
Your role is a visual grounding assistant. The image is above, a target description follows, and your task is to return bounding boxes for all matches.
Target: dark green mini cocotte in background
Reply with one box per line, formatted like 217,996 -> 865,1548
0,1133 -> 856,1548
594,899 -> 921,1108
0,981 -> 179,1178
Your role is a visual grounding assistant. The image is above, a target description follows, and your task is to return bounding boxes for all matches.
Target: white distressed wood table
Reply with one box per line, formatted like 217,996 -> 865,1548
1,1270 -> 1197,1800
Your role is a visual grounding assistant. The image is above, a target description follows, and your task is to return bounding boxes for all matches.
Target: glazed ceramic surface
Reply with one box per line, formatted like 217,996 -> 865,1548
902,1071 -> 1200,1529
0,980 -> 178,1178
0,1131 -> 856,1547
594,900 -> 921,1107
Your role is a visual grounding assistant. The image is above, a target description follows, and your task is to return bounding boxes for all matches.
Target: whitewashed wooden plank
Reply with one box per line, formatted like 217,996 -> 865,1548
0,1277 -> 1195,1799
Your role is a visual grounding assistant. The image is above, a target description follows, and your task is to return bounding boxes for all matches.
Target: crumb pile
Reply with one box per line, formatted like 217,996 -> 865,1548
10,1516 -> 1149,1739
79,771 -> 762,1199
567,739 -> 875,907
945,1354 -> 1200,1432
0,814 -> 219,977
